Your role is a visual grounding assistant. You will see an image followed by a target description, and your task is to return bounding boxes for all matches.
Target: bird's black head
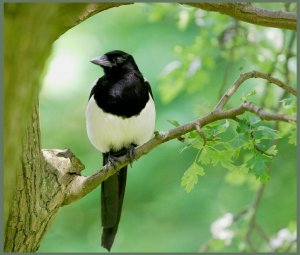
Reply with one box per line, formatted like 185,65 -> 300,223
90,50 -> 138,74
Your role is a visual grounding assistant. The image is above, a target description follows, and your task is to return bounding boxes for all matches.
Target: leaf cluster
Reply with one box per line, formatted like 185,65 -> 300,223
177,113 -> 295,192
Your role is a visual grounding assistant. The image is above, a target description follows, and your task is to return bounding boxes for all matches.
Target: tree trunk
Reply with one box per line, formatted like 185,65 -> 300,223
3,3 -> 125,248
5,102 -> 53,252
4,100 -> 85,252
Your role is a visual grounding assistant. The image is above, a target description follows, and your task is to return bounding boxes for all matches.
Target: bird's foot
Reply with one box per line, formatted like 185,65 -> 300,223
107,153 -> 121,170
126,144 -> 136,167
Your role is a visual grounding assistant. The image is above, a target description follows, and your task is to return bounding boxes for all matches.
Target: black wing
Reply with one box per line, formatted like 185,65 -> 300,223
88,78 -> 101,100
144,80 -> 154,100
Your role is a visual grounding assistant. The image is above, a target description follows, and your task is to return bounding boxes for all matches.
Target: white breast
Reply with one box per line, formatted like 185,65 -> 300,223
85,95 -> 156,153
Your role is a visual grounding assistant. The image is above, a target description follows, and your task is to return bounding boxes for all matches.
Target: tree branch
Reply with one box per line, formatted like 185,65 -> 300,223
187,3 -> 296,30
215,70 -> 297,111
62,70 -> 296,204
245,184 -> 265,251
79,3 -> 297,31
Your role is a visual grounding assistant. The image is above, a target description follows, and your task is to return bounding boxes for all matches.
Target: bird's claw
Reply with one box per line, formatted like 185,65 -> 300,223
107,154 -> 121,170
126,144 -> 136,167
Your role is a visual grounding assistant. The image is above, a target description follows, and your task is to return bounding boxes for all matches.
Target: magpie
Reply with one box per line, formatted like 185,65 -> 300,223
85,50 -> 156,251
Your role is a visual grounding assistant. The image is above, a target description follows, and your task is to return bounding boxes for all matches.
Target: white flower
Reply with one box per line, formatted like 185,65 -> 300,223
210,213 -> 234,245
195,10 -> 205,27
269,228 -> 297,251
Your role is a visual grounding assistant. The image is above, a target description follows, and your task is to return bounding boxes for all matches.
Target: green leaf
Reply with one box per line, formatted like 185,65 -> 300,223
258,172 -> 270,183
181,162 -> 205,193
168,119 -> 180,127
280,97 -> 296,115
198,146 -> 217,165
191,139 -> 204,150
265,145 -> 278,156
255,126 -> 279,140
280,122 -> 296,146
246,151 -> 271,183
205,120 -> 229,136
186,130 -> 198,139
223,142 -> 240,160
179,143 -> 192,154
216,150 -> 235,169
248,115 -> 261,125
236,118 -> 250,134
231,133 -> 249,148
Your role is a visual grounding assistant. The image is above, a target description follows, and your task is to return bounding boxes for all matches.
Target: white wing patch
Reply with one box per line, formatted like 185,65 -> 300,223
85,95 -> 156,153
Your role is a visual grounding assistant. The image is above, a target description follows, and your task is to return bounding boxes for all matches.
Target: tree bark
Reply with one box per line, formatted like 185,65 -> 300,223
4,3 -> 296,252
5,102 -> 53,252
4,101 -> 85,252
188,3 -> 296,30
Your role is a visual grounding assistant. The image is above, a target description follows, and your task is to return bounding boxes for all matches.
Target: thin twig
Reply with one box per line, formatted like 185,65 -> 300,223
215,70 -> 297,111
241,102 -> 295,122
218,20 -> 239,99
195,122 -> 207,147
245,185 -> 265,251
255,224 -> 270,245
260,29 -> 285,108
284,31 -> 296,87
283,239 -> 297,253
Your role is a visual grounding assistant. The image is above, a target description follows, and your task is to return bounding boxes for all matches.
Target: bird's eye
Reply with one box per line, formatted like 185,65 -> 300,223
115,57 -> 125,64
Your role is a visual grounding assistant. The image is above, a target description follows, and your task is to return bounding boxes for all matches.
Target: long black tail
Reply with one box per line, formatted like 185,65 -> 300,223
101,152 -> 127,251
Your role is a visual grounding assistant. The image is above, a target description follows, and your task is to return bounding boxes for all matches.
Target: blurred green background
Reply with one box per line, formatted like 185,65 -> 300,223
38,3 -> 296,252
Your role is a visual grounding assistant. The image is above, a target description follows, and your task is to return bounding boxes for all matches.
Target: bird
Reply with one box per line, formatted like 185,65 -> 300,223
85,50 -> 156,251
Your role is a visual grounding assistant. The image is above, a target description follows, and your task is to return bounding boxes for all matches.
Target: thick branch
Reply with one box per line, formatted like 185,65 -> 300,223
215,70 -> 297,111
188,3 -> 296,30
64,101 -> 295,204
83,3 -> 297,31
77,3 -> 296,31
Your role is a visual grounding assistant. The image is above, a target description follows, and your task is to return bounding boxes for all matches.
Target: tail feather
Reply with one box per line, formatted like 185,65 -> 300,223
101,153 -> 127,251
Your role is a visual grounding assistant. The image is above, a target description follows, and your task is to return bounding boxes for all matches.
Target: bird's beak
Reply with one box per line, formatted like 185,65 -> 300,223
90,55 -> 112,67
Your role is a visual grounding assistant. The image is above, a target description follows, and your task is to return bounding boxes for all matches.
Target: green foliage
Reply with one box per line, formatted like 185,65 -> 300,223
255,125 -> 279,139
288,126 -> 297,146
179,112 -> 291,192
280,97 -> 296,115
278,97 -> 297,146
265,145 -> 278,156
181,161 -> 205,193
246,151 -> 271,183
